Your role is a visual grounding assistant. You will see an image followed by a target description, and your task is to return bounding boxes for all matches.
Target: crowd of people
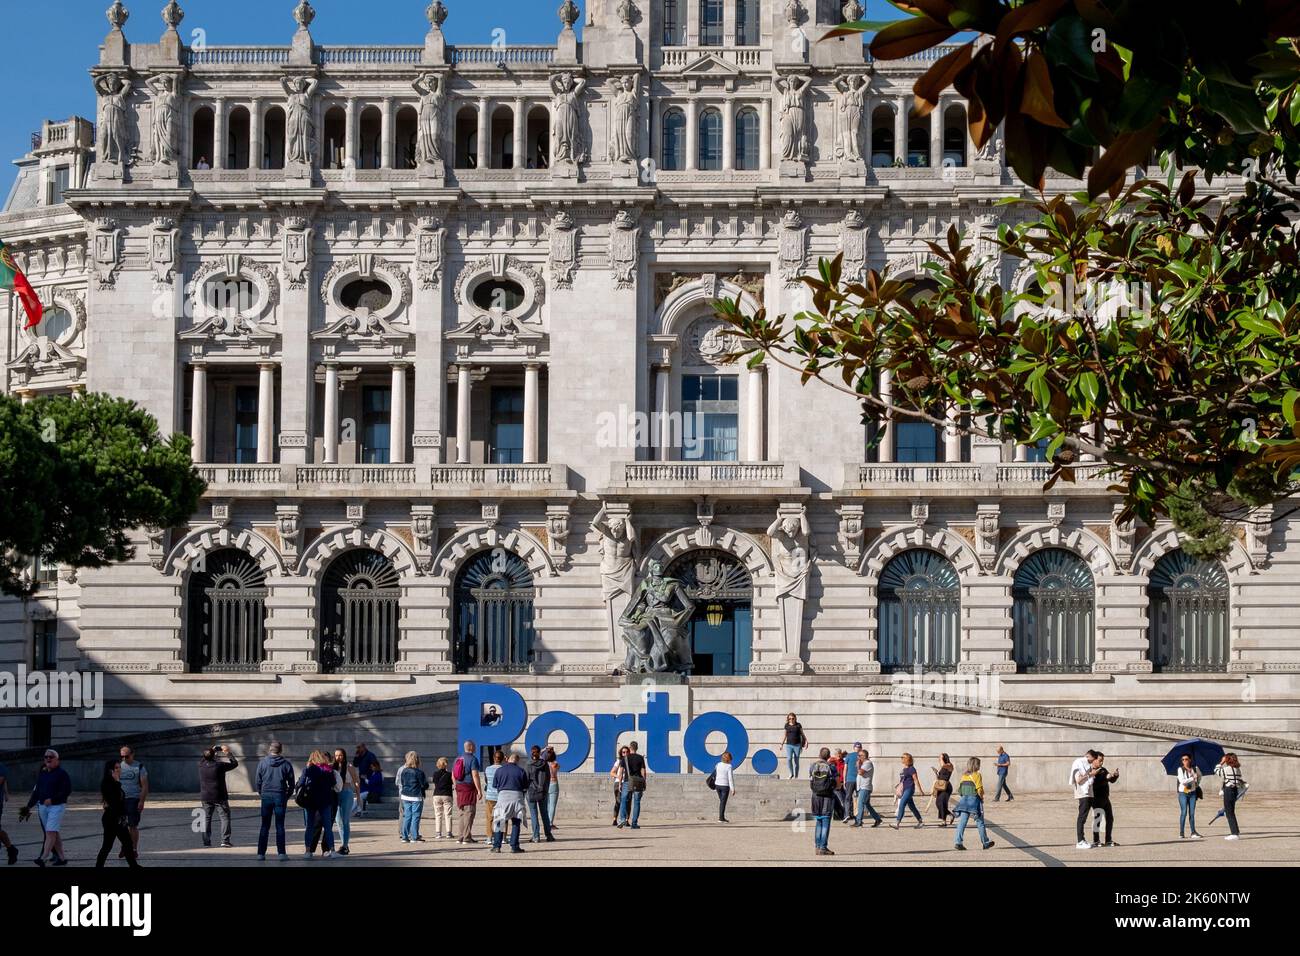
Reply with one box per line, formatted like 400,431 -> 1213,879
0,723 -> 1252,865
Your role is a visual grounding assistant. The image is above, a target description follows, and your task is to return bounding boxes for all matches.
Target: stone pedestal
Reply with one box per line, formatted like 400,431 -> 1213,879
417,159 -> 446,184
610,160 -> 639,185
285,160 -> 313,182
552,160 -> 579,180
91,162 -> 124,183
150,162 -> 180,187
838,158 -> 866,186
779,159 -> 808,181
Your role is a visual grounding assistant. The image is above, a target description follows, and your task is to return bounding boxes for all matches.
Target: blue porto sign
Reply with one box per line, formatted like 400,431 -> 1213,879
459,683 -> 780,775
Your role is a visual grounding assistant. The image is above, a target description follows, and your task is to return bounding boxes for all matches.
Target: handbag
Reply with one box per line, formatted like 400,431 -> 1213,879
1194,785 -> 1203,800
706,771 -> 717,790
293,774 -> 312,810
624,756 -> 646,793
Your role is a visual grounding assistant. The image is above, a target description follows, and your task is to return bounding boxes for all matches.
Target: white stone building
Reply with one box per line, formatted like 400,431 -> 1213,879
1,0 -> 1297,791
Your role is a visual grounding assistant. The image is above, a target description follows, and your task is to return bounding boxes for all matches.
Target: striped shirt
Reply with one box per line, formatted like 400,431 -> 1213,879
1215,763 -> 1244,788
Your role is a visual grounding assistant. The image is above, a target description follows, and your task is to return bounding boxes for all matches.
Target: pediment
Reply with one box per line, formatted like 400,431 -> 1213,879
7,337 -> 84,372
679,53 -> 741,76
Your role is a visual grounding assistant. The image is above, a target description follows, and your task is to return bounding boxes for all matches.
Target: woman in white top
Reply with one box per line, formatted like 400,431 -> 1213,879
609,746 -> 630,827
713,752 -> 736,823
1176,754 -> 1203,839
1214,753 -> 1245,839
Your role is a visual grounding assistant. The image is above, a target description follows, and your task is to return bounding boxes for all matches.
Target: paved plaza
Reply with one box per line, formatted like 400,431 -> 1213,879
5,792 -> 1295,867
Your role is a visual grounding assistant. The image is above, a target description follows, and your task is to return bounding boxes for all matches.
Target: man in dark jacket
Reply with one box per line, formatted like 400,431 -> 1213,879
525,745 -> 556,844
253,741 -> 294,862
489,752 -> 529,854
20,749 -> 72,866
198,745 -> 239,849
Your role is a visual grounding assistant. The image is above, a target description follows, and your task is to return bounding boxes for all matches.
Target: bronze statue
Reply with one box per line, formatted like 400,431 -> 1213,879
618,559 -> 695,674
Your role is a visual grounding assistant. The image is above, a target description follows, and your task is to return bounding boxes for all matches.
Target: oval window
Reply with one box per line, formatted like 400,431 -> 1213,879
340,278 -> 393,312
472,279 -> 526,313
37,306 -> 73,341
204,278 -> 259,315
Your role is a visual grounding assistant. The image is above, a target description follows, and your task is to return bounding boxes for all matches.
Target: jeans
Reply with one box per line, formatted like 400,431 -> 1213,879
1178,791 -> 1198,836
400,799 -> 425,841
895,787 -> 922,824
333,788 -> 354,847
306,802 -> 336,853
257,793 -> 287,857
785,744 -> 801,779
1223,787 -> 1240,836
547,782 -> 559,825
492,818 -> 522,851
618,783 -> 643,826
814,814 -> 831,850
954,808 -> 989,847
1091,799 -> 1113,844
95,814 -> 137,867
994,773 -> 1013,801
855,788 -> 882,825
527,796 -> 553,841
843,781 -> 857,819
201,801 -> 232,846
1076,798 -> 1093,842
716,786 -> 731,820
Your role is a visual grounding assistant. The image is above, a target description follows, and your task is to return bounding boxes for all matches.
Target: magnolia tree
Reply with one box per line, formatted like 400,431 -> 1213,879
717,1 -> 1300,558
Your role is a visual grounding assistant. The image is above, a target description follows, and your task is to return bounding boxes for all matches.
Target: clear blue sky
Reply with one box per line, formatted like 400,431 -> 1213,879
0,0 -> 898,197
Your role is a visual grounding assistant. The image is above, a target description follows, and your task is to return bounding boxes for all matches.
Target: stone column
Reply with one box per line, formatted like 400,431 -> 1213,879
722,97 -> 735,171
250,98 -> 264,170
746,364 -> 765,460
512,98 -> 525,169
685,98 -> 698,171
894,97 -> 908,165
257,362 -> 276,463
456,363 -> 472,464
930,98 -> 943,168
323,363 -> 340,464
686,0 -> 700,43
655,364 -> 673,461
1080,422 -> 1098,462
476,99 -> 490,169
190,364 -> 208,463
944,407 -> 962,462
381,96 -> 394,169
1014,442 -> 1029,462
878,367 -> 895,463
212,99 -> 226,170
390,362 -> 408,464
760,98 -> 772,170
344,98 -> 357,168
523,362 -> 541,464
15,389 -> 34,405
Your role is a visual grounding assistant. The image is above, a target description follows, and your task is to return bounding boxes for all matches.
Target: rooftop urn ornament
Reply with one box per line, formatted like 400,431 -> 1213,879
617,0 -> 636,26
107,0 -> 129,30
426,0 -> 448,29
293,0 -> 315,31
161,0 -> 183,30
842,0 -> 863,21
559,0 -> 580,30
785,0 -> 803,27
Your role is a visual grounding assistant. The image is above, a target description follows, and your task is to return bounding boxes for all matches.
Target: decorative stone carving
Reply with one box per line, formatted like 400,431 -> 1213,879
837,503 -> 865,568
482,503 -> 501,529
450,255 -> 545,339
415,216 -> 445,290
91,218 -> 123,289
320,255 -> 412,312
775,73 -> 811,163
550,210 -> 578,289
412,73 -> 445,167
346,501 -> 366,529
147,526 -> 168,571
293,0 -> 315,30
411,504 -> 436,572
1246,504 -> 1272,569
150,216 -> 179,284
211,501 -> 231,527
558,0 -> 580,29
550,71 -> 589,166
842,0 -> 863,19
281,76 -> 319,167
785,0 -> 804,26
617,0 -> 636,26
145,74 -> 181,166
778,209 -> 808,285
609,209 -> 639,289
593,502 -> 636,662
184,255 -> 281,341
695,497 -> 716,547
910,499 -> 929,527
1110,503 -> 1135,572
976,503 -> 1000,571
768,504 -> 812,670
162,1 -> 184,30
93,72 -> 133,167
546,504 -> 571,568
426,0 -> 448,29
107,0 -> 129,30
607,73 -> 640,165
682,318 -> 741,367
1047,500 -> 1066,527
276,505 -> 303,562
281,217 -> 313,290
839,208 -> 868,282
833,73 -> 868,163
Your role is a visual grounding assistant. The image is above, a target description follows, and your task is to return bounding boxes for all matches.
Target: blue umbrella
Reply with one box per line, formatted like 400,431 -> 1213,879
1161,738 -> 1225,776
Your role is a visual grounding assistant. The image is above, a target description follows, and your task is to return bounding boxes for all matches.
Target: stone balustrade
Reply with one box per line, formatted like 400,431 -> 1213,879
845,461 -> 1113,494
197,463 -> 569,497
605,460 -> 804,495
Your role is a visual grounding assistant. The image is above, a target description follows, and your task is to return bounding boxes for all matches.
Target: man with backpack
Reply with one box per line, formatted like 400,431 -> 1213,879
809,747 -> 839,857
453,741 -> 484,844
254,741 -> 295,862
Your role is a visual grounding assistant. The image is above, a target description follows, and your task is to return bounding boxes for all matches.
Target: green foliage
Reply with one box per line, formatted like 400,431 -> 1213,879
715,177 -> 1300,557
828,0 -> 1300,196
0,392 -> 205,596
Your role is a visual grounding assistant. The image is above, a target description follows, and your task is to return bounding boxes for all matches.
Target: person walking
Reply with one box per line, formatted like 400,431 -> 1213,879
544,746 -> 561,829
952,757 -> 995,851
118,745 -> 149,859
19,749 -> 71,866
842,743 -> 862,824
993,746 -> 1014,801
254,741 -> 294,861
892,753 -> 923,829
781,713 -> 808,780
1088,751 -> 1119,847
616,741 -> 648,829
332,749 -> 360,855
525,745 -> 556,843
713,752 -> 735,823
453,741 -> 483,844
830,749 -> 849,821
1071,749 -> 1099,849
0,759 -> 17,865
852,748 -> 883,827
198,745 -> 239,849
300,751 -> 342,858
397,752 -> 429,845
933,753 -> 955,826
94,759 -> 140,868
610,745 -> 630,826
430,757 -> 454,840
490,751 -> 529,854
483,750 -> 504,841
1177,753 -> 1203,840
809,747 -> 839,856
1214,753 -> 1245,840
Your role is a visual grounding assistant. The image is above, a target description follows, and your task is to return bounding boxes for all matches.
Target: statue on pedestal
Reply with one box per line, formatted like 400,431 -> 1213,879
551,70 -> 589,165
282,75 -> 320,166
413,72 -> 445,166
618,559 -> 696,675
593,504 -> 636,659
146,74 -> 181,166
768,506 -> 812,661
94,73 -> 132,165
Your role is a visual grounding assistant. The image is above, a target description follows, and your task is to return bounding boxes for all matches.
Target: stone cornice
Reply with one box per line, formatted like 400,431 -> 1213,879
64,186 -> 195,213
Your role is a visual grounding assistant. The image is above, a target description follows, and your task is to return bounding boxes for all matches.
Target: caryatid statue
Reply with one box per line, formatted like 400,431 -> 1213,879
412,72 -> 445,165
593,503 -> 637,659
768,506 -> 813,661
281,75 -> 319,166
833,73 -> 868,163
145,74 -> 181,166
607,73 -> 640,165
550,70 -> 589,164
775,73 -> 811,162
618,559 -> 696,675
94,72 -> 133,165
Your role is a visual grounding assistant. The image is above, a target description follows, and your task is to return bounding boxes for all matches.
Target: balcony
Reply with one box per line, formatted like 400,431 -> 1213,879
604,460 -> 805,497
447,45 -> 556,66
196,463 -> 570,498
840,461 -> 1115,496
657,46 -> 768,70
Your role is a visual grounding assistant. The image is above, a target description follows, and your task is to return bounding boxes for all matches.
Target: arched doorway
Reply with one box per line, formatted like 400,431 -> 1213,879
186,548 -> 267,673
877,549 -> 960,672
1148,550 -> 1229,672
454,549 -> 536,673
665,550 -> 753,676
319,549 -> 400,673
1013,548 -> 1095,672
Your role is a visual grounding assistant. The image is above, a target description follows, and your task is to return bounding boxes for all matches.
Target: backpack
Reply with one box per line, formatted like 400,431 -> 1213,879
294,771 -> 313,809
810,761 -> 835,797
453,756 -> 468,783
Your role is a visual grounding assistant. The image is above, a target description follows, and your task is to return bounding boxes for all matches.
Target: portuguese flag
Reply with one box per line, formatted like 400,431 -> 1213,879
0,238 -> 42,329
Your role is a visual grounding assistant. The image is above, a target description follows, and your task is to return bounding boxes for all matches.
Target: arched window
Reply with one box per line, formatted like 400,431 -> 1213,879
322,105 -> 347,169
186,549 -> 267,673
394,105 -> 418,169
454,105 -> 478,169
1013,549 -> 1095,672
319,550 -> 400,673
666,550 -> 754,676
262,106 -> 286,170
907,111 -> 930,167
942,104 -> 967,167
736,108 -> 760,170
1148,550 -> 1229,672
877,550 -> 960,672
191,105 -> 214,169
226,106 -> 251,169
455,549 -> 536,673
526,106 -> 550,169
698,109 -> 723,170
491,104 -> 515,169
870,105 -> 894,167
662,109 -> 686,171
358,106 -> 382,170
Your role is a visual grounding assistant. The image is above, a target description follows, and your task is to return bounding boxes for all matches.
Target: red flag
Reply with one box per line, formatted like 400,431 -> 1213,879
0,238 -> 43,329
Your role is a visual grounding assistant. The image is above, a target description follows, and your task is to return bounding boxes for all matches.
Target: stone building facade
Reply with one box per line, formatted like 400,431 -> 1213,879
1,0 -> 1297,790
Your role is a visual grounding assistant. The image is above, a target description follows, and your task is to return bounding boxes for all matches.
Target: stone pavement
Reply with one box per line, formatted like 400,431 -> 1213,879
3,792 -> 1295,867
